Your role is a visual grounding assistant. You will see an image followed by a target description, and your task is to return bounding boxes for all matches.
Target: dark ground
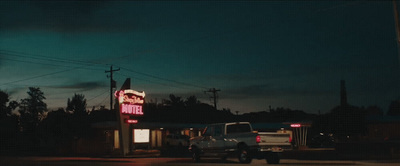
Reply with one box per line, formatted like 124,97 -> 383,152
159,144 -> 400,161
1,143 -> 399,160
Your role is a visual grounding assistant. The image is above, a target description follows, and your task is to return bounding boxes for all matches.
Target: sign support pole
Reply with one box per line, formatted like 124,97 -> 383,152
117,78 -> 131,156
115,78 -> 145,156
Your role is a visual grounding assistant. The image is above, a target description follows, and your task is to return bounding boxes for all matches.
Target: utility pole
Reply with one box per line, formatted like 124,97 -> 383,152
205,88 -> 221,110
105,65 -> 120,110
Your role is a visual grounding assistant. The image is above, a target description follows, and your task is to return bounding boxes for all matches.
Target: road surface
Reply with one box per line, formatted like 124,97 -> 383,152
1,156 -> 399,166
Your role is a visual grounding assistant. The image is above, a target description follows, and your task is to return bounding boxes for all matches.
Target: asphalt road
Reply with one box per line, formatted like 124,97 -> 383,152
1,157 -> 399,166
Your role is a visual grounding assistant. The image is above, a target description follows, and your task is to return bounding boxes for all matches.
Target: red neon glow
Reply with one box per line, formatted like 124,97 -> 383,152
115,89 -> 145,116
123,95 -> 144,104
290,124 -> 301,128
125,119 -> 138,124
121,104 -> 143,115
115,90 -> 124,103
256,135 -> 261,143
115,89 -> 145,104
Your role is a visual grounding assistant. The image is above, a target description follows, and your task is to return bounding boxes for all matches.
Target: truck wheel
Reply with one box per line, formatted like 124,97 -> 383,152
192,148 -> 201,162
266,153 -> 280,164
238,148 -> 252,163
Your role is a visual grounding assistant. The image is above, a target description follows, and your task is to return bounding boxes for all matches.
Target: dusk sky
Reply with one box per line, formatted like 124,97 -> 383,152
1,1 -> 399,114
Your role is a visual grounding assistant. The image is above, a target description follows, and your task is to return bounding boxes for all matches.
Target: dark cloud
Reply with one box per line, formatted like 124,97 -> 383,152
0,1 -> 124,32
0,54 -> 4,67
54,81 -> 106,91
223,83 -> 335,100
225,84 -> 275,98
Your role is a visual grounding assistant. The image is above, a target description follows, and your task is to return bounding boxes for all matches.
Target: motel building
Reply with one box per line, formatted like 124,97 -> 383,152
85,121 -> 206,156
79,120 -> 301,156
74,88 -> 208,156
74,83 -> 301,156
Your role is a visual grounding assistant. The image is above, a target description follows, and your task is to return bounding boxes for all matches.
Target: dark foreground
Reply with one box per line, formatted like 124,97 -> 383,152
160,146 -> 400,161
1,156 -> 400,166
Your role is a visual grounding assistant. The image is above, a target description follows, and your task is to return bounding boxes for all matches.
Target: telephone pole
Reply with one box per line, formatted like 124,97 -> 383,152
205,88 -> 221,110
105,65 -> 120,110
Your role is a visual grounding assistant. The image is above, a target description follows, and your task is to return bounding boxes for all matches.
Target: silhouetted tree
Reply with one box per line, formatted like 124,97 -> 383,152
317,104 -> 367,141
8,101 -> 19,113
0,90 -> 18,118
0,90 -> 10,118
67,93 -> 87,116
142,94 -> 234,123
19,87 -> 47,133
168,94 -> 184,108
241,107 -> 314,123
387,100 -> 400,116
66,94 -> 90,139
38,108 -> 72,153
185,96 -> 199,107
0,90 -> 20,154
16,87 -> 47,153
365,105 -> 383,116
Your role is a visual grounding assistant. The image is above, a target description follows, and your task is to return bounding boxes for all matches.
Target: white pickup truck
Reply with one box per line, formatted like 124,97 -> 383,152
189,122 -> 292,164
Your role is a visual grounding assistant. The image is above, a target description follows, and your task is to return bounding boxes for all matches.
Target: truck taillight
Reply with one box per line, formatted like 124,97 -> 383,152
256,135 -> 261,143
289,137 -> 292,143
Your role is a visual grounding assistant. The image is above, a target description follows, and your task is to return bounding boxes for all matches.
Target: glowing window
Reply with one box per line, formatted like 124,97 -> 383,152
134,129 -> 150,143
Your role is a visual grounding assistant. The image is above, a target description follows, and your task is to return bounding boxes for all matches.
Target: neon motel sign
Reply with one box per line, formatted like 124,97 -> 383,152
115,89 -> 145,116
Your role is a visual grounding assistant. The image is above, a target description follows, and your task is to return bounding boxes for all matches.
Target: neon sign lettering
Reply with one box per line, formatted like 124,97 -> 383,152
115,90 -> 145,105
121,104 -> 143,115
115,89 -> 145,116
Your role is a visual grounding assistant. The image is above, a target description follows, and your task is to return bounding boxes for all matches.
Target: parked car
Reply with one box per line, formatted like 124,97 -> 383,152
165,134 -> 190,147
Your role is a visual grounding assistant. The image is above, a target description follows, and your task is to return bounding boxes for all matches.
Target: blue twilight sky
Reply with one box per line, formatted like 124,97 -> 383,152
0,1 -> 399,114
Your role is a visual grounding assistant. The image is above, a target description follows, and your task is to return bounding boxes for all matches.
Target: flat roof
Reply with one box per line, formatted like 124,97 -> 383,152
91,121 -> 292,130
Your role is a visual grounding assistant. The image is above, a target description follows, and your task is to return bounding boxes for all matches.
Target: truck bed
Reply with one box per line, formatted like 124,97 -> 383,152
258,132 -> 292,151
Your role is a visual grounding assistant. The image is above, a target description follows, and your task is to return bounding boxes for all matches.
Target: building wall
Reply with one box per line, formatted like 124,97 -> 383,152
367,123 -> 400,141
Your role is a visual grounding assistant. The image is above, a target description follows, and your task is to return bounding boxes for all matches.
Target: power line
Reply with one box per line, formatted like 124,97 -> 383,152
116,66 -> 208,90
0,50 -> 102,66
0,50 -> 110,86
0,68 -> 76,87
0,62 -> 105,87
1,34 -> 212,92
93,94 -> 110,108
87,89 -> 109,102
1,49 -> 208,91
115,72 -> 193,90
0,51 -> 106,70
1,26 -> 215,91
0,57 -> 104,71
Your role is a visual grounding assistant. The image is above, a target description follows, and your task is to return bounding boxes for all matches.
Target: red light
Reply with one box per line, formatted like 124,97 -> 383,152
289,137 -> 292,143
290,124 -> 301,128
125,119 -> 138,124
115,89 -> 145,104
256,135 -> 261,143
121,104 -> 143,115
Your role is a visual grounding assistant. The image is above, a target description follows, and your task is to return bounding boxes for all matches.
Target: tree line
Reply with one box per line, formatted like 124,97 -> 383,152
0,87 -> 94,155
1,87 -> 399,155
